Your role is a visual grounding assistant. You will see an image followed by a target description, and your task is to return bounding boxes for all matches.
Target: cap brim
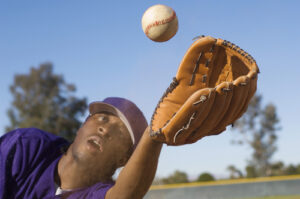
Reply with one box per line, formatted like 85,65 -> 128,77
88,102 -> 135,145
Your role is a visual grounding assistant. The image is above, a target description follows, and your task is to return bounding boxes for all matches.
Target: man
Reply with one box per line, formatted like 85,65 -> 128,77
0,97 -> 163,199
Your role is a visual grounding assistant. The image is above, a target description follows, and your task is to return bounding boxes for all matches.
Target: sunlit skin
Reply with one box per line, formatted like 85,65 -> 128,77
56,112 -> 133,190
54,111 -> 163,199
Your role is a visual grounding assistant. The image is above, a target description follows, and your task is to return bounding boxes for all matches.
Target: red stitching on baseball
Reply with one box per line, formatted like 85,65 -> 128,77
145,11 -> 176,35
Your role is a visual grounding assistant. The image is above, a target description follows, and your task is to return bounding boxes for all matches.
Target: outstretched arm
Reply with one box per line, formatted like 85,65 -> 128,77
105,127 -> 163,199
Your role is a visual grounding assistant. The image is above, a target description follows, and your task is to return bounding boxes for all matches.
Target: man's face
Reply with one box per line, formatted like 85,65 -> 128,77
71,112 -> 133,168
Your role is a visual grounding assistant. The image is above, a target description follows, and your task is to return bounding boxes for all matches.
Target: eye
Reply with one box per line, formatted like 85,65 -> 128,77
97,115 -> 108,122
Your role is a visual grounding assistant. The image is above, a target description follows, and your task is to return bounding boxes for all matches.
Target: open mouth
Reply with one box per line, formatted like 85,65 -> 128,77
87,135 -> 103,152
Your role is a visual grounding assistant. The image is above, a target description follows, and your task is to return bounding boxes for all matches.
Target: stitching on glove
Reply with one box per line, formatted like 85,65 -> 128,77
192,35 -> 205,40
222,87 -> 232,92
189,52 -> 203,85
193,95 -> 207,105
162,112 -> 177,128
173,111 -> 197,144
150,77 -> 179,135
222,40 -> 256,64
202,75 -> 207,83
205,60 -> 210,67
209,43 -> 215,52
189,39 -> 217,86
173,88 -> 213,144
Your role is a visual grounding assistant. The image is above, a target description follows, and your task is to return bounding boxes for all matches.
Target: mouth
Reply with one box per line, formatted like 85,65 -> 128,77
87,135 -> 103,152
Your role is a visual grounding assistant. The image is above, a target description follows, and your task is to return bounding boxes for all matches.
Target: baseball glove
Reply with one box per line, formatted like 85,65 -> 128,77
150,35 -> 259,145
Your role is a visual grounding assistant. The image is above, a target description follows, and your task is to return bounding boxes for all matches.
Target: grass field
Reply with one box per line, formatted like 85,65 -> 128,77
243,195 -> 300,199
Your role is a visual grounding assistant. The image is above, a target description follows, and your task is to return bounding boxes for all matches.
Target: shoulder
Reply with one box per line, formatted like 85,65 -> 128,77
1,127 -> 68,147
0,128 -> 70,182
0,128 -> 69,168
2,127 -> 63,140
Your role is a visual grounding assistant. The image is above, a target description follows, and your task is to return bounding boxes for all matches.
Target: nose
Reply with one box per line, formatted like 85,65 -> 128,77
98,127 -> 104,134
98,127 -> 111,138
98,127 -> 114,141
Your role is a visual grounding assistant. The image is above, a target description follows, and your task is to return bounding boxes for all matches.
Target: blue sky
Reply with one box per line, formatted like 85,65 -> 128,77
0,0 -> 300,179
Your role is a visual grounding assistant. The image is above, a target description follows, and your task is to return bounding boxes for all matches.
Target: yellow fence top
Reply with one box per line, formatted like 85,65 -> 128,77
150,174 -> 300,190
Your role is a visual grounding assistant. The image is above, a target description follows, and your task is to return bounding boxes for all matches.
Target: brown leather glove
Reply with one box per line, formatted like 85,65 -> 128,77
150,35 -> 259,145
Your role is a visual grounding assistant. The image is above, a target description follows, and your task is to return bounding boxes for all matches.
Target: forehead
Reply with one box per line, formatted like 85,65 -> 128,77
91,111 -> 114,117
89,112 -> 121,122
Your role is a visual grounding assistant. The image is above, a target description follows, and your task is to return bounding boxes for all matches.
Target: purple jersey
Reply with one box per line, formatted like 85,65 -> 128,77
0,128 -> 114,199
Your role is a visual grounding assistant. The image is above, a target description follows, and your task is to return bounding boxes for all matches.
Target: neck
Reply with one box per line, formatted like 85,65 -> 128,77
57,145 -> 114,190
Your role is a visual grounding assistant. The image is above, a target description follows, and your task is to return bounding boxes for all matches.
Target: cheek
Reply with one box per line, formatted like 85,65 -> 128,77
74,128 -> 84,142
111,138 -> 131,155
76,124 -> 94,139
72,127 -> 89,150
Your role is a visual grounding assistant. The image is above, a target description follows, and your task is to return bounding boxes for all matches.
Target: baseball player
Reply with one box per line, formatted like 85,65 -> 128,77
0,97 -> 161,198
0,36 -> 258,199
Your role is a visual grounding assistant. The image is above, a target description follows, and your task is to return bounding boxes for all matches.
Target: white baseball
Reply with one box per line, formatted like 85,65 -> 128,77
141,4 -> 178,42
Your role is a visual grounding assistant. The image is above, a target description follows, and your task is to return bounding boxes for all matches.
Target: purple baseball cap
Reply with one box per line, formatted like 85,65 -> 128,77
88,97 -> 148,150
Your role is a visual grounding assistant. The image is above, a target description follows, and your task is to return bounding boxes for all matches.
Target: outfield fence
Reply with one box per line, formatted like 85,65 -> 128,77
144,175 -> 300,199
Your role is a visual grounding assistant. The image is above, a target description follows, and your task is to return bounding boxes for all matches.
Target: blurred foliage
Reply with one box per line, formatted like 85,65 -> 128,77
6,63 -> 87,141
155,170 -> 189,185
246,165 -> 258,178
227,165 -> 244,179
196,172 -> 215,182
232,94 -> 280,177
153,171 -> 216,185
269,162 -> 300,176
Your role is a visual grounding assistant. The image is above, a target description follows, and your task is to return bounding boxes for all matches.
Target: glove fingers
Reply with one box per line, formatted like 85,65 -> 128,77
234,71 -> 258,121
185,82 -> 233,143
186,126 -> 227,144
212,75 -> 250,129
228,76 -> 250,123
207,126 -> 227,136
176,36 -> 217,88
161,88 -> 216,145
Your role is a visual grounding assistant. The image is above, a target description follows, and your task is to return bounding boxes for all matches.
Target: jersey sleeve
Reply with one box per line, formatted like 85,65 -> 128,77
0,128 -> 69,198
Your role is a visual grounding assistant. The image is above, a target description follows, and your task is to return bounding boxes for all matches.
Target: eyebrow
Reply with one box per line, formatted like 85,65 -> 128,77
92,111 -> 115,117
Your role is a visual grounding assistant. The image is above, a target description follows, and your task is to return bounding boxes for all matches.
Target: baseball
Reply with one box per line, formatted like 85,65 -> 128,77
141,4 -> 178,42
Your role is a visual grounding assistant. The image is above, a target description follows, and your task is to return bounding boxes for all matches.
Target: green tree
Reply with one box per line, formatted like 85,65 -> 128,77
196,172 -> 215,182
297,164 -> 300,174
245,165 -> 257,178
227,165 -> 243,179
161,170 -> 189,184
269,161 -> 285,176
6,63 -> 87,141
284,164 -> 298,175
233,94 -> 280,177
